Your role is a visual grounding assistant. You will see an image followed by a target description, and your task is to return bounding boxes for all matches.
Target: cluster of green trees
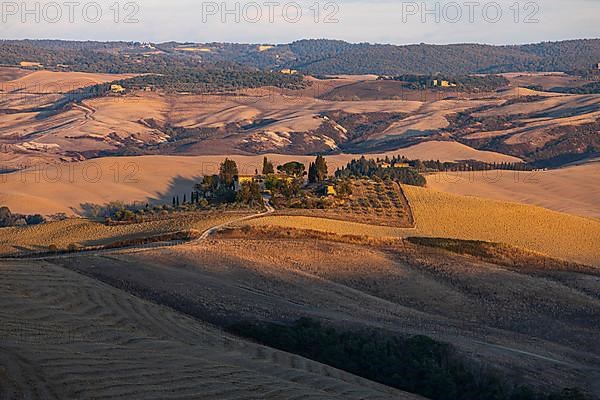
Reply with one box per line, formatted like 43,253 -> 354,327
262,157 -> 275,175
231,318 -> 588,400
116,67 -> 307,93
380,74 -> 510,91
341,155 -> 530,174
550,81 -> 600,94
193,158 -> 260,206
81,201 -> 176,223
262,155 -> 350,209
265,176 -> 302,199
0,206 -> 45,227
266,156 -> 328,200
415,159 -> 531,172
276,161 -> 306,177
335,156 -> 426,187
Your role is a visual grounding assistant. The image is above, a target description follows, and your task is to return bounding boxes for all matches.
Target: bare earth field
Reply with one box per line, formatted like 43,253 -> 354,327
47,236 -> 600,397
427,162 -> 600,219
503,72 -> 595,91
0,259 -> 418,399
0,69 -> 137,93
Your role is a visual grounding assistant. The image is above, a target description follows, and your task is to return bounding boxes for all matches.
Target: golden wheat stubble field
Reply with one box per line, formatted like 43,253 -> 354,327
247,185 -> 600,266
403,186 -> 600,266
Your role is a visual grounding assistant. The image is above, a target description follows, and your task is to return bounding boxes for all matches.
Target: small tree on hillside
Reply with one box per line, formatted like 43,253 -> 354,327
277,161 -> 306,177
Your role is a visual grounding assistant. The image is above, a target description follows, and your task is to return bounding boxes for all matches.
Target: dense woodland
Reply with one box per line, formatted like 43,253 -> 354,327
2,38 -> 600,76
116,68 -> 307,92
283,39 -> 600,75
231,318 -> 588,400
58,67 -> 306,102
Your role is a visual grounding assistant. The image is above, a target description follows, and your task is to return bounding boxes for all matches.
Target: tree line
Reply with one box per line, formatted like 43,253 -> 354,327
379,74 -> 510,92
0,206 -> 45,228
4,38 -> 600,77
231,318 -> 588,400
335,156 -> 427,187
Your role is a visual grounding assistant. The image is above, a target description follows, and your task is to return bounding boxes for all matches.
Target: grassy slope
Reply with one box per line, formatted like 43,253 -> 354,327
247,186 -> 600,266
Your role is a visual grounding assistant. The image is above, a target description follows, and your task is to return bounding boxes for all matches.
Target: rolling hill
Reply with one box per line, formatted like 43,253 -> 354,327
2,38 -> 600,75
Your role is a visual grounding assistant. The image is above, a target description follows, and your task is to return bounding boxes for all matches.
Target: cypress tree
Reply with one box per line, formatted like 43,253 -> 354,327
314,155 -> 328,182
262,157 -> 275,175
308,162 -> 317,183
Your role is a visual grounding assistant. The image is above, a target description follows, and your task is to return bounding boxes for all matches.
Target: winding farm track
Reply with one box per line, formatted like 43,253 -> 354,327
0,260 -> 422,399
198,198 -> 275,241
3,198 -> 275,261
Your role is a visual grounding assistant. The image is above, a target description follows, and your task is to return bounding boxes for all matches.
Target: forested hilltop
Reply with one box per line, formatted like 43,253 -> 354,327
286,39 -> 600,75
2,38 -> 599,75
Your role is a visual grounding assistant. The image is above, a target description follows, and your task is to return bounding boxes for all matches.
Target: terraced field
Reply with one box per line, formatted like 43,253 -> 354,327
0,260 -> 419,399
0,211 -> 250,255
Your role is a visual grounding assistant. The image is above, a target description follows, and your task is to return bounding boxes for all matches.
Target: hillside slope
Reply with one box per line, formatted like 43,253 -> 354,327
427,163 -> 600,219
51,237 -> 600,397
0,259 -> 421,399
